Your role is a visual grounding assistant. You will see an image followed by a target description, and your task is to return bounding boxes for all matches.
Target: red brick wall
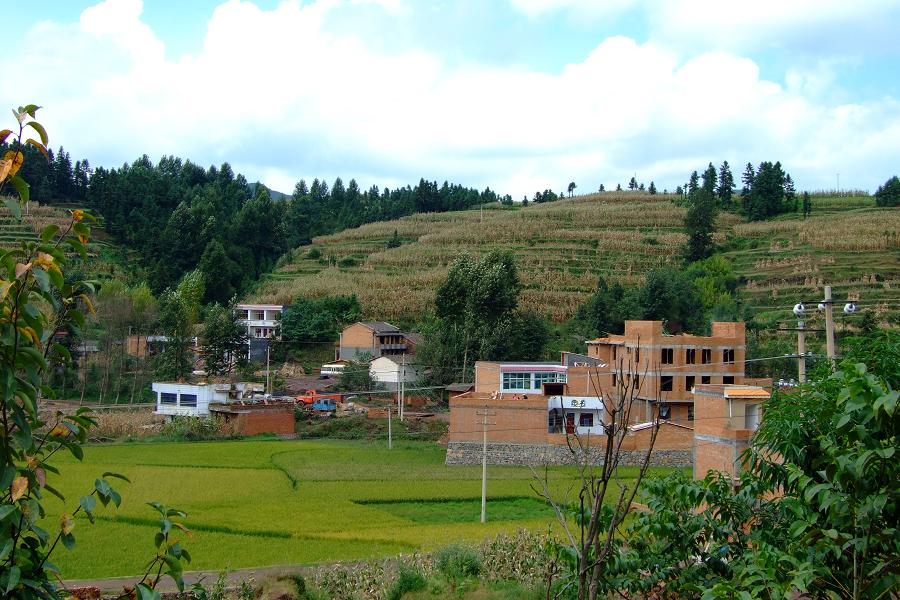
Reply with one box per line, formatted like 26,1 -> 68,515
229,409 -> 294,436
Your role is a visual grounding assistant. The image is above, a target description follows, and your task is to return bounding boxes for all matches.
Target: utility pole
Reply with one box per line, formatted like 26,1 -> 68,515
265,346 -> 271,396
476,403 -> 496,523
823,285 -> 836,362
399,354 -> 406,421
797,320 -> 807,383
387,404 -> 392,450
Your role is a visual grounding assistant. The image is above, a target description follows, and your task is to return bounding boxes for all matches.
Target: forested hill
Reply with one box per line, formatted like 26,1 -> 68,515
4,143 -> 509,302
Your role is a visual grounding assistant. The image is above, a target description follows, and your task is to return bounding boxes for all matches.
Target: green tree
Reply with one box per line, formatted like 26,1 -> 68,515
716,160 -> 734,207
683,167 -> 718,263
200,303 -> 247,375
628,176 -> 638,191
648,181 -> 657,195
280,295 -> 361,344
334,353 -> 378,393
155,270 -> 204,380
567,181 -> 577,197
874,175 -> 900,207
425,250 -> 542,382
638,267 -> 704,333
802,190 -> 812,218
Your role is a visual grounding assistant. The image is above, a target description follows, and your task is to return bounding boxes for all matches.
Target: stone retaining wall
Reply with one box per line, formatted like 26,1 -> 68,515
445,441 -> 692,468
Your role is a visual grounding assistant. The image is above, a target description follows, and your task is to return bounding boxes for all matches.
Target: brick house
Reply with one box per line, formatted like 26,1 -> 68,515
692,384 -> 769,481
445,320 -> 754,467
337,322 -> 421,361
586,320 -> 746,424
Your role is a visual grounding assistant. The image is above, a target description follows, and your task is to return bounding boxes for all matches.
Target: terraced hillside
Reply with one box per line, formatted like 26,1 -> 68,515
0,203 -> 137,281
251,192 -> 899,327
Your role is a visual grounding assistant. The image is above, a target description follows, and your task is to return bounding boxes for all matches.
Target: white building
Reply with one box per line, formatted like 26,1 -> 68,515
369,355 -> 421,392
152,381 -> 264,418
547,395 -> 605,436
320,361 -> 347,377
235,304 -> 283,339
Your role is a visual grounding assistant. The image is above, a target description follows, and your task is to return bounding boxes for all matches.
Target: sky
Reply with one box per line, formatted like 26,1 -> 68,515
4,0 -> 900,198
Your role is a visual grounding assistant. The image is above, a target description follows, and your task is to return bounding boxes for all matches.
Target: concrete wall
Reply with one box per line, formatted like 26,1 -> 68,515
450,394 -> 548,443
445,441 -> 691,467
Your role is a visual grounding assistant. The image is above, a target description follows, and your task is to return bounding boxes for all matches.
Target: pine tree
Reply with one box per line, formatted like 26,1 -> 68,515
740,162 -> 755,213
716,160 -> 734,208
802,191 -> 812,218
688,171 -> 700,195
784,174 -> 797,210
683,169 -> 718,263
616,183 -> 622,191
599,184 -> 605,192
648,181 -> 657,195
628,176 -> 638,191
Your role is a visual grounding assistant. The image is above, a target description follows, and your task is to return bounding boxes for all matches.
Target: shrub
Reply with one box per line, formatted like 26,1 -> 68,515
435,544 -> 481,582
306,247 -> 322,259
159,414 -> 235,441
385,564 -> 427,600
337,256 -> 357,268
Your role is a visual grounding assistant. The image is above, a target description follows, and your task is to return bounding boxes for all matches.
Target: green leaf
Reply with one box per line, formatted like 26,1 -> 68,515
32,268 -> 50,293
3,197 -> 21,219
0,505 -> 15,520
136,582 -> 161,600
79,494 -> 96,521
0,538 -> 12,561
26,120 -> 48,145
61,532 -> 76,550
102,472 -> 131,483
5,566 -> 20,593
9,175 -> 29,205
40,224 -> 60,242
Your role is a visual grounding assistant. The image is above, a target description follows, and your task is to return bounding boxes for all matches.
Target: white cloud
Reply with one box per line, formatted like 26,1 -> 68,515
507,0 -> 637,19
2,0 -> 898,197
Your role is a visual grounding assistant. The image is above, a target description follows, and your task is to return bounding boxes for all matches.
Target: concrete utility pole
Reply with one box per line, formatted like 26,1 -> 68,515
387,404 -> 392,450
476,403 -> 496,523
265,346 -> 271,395
823,285 -> 836,362
399,355 -> 405,422
797,320 -> 807,383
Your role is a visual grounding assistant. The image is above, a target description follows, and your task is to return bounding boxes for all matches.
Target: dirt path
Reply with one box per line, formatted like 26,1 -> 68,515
64,564 -> 313,594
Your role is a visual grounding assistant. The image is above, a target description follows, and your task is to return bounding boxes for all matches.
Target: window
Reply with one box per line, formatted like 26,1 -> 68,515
723,376 -> 735,385
636,347 -> 641,363
661,348 -> 674,364
723,349 -> 735,364
685,375 -> 695,391
688,405 -> 694,421
660,375 -> 673,391
612,346 -> 617,362
611,373 -> 617,387
659,403 -> 671,419
179,394 -> 198,407
701,348 -> 712,364
686,348 -> 696,364
502,372 -> 530,390
701,375 -> 711,384
534,372 -> 566,387
633,374 -> 640,389
579,413 -> 594,427
160,392 -> 177,405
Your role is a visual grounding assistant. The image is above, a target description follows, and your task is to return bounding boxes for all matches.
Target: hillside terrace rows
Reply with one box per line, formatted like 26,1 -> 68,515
250,193 -> 899,324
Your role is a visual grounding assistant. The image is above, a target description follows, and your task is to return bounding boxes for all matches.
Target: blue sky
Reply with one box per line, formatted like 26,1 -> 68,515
5,0 -> 900,197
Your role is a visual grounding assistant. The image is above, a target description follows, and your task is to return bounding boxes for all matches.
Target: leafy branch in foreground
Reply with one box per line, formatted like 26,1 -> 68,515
0,105 -> 194,599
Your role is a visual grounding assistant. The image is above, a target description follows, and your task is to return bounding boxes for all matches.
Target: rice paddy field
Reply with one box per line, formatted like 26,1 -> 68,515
248,192 -> 900,327
47,439 -> 671,580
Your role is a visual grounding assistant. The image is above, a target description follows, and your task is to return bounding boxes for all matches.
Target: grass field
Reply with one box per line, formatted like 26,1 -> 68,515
247,192 -> 899,327
46,439 -> 674,580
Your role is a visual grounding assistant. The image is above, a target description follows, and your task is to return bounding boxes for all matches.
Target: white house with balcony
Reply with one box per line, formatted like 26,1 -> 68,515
235,304 -> 283,339
235,303 -> 283,362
